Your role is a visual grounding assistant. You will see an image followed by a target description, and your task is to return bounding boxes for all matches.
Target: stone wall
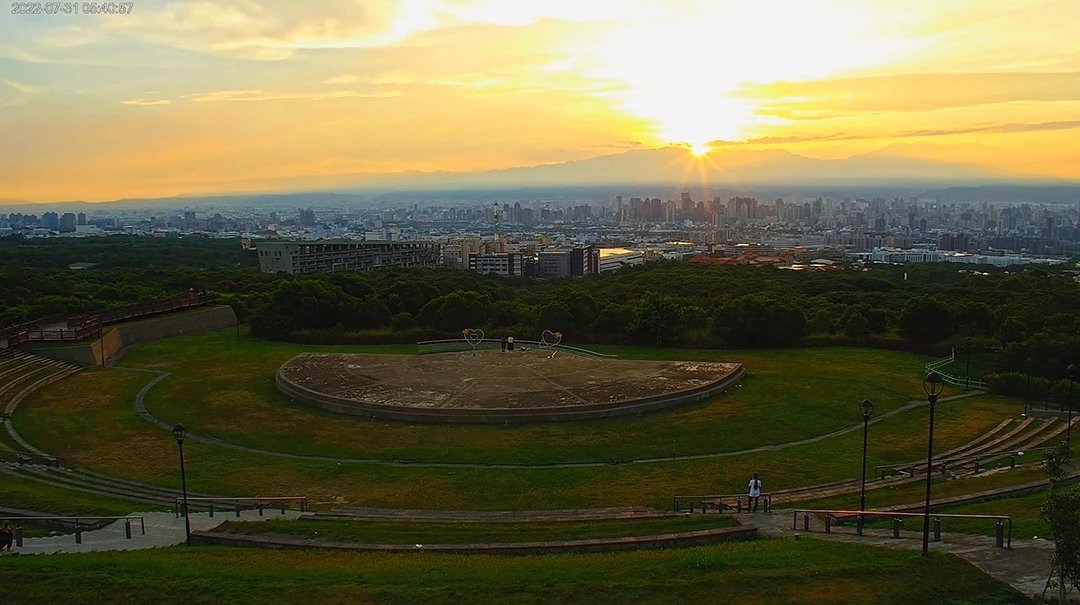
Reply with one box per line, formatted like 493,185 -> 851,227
192,525 -> 759,553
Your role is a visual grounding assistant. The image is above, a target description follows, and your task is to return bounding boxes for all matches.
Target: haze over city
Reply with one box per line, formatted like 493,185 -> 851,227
3,0 -> 1079,203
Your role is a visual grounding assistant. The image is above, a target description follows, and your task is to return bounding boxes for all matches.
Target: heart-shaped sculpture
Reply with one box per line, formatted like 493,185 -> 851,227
540,330 -> 562,347
463,328 -> 485,346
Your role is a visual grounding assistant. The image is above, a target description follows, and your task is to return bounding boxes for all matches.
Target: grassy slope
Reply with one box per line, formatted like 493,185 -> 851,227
119,331 -> 937,464
10,330 -> 1040,511
0,540 -> 1029,605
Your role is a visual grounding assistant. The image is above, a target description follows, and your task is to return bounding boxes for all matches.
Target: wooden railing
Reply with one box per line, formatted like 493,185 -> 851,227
0,293 -> 217,344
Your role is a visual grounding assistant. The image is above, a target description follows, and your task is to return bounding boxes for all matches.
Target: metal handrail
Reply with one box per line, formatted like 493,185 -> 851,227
0,515 -> 146,545
416,338 -> 615,358
174,496 -> 308,517
792,508 -> 1011,548
674,493 -> 772,514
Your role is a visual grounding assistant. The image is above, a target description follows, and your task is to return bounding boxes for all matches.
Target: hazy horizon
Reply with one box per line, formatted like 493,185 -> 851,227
3,1 -> 1079,203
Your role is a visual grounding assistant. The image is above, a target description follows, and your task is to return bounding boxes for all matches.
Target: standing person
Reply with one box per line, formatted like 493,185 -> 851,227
0,522 -> 13,552
501,337 -> 507,353
748,473 -> 762,512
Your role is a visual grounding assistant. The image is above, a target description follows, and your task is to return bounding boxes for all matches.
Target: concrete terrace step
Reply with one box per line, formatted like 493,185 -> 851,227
934,419 -> 1013,460
0,360 -> 75,399
771,478 -> 862,498
319,506 -> 676,523
0,463 -> 183,510
14,465 -> 201,505
73,468 -> 218,500
860,472 -> 1080,515
881,418 -> 1061,478
771,475 -> 919,505
957,418 -> 1044,459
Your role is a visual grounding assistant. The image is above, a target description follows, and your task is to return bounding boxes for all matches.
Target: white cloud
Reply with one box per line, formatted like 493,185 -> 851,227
187,88 -> 400,102
0,44 -> 46,63
3,79 -> 44,94
121,98 -> 172,106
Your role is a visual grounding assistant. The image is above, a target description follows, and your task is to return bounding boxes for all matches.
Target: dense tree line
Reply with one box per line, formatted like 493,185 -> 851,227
3,235 -> 1080,380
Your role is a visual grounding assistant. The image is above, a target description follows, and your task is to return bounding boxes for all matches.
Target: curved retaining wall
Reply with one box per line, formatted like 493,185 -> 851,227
33,306 -> 238,366
192,524 -> 758,554
276,364 -> 745,424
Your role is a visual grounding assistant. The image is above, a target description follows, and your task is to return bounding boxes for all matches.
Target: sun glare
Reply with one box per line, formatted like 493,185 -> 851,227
689,142 -> 710,157
575,1 -> 923,153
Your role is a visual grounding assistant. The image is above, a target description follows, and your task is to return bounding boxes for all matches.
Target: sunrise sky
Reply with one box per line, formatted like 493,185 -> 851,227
2,0 -> 1078,202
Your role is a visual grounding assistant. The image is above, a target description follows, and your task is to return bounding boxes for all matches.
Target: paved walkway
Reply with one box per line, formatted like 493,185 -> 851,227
746,509 -> 1054,600
3,509 -> 301,555
3,505 -> 1056,599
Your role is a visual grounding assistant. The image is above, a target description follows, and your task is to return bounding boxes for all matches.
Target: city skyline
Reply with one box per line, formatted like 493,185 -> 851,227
2,0 -> 1079,202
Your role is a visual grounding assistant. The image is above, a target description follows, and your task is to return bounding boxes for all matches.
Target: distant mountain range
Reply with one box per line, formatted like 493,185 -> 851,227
353,146 -> 1006,190
3,146 -> 1078,209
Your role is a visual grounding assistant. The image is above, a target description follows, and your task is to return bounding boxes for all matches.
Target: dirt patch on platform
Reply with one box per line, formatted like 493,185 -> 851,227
279,350 -> 740,414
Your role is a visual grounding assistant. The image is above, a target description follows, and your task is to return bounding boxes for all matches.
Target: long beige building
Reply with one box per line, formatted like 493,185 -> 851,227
255,240 -> 441,274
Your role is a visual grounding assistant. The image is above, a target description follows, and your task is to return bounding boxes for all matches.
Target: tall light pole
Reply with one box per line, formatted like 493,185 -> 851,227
1068,364 -> 1075,444
860,399 -> 874,513
173,424 -> 192,546
922,372 -> 945,556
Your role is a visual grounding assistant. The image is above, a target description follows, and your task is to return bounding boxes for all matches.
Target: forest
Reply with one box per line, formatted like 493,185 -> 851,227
2,235 -> 1079,382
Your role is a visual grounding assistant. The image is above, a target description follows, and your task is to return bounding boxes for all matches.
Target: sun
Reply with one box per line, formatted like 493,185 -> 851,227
689,142 -> 711,157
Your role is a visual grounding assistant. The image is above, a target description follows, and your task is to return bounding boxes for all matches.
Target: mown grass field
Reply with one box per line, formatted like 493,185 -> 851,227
10,329 -> 1043,512
119,330 -> 941,464
0,539 -> 1029,605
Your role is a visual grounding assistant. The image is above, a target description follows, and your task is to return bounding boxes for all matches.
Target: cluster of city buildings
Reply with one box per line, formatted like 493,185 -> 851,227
4,190 -> 1078,275
252,238 -> 646,277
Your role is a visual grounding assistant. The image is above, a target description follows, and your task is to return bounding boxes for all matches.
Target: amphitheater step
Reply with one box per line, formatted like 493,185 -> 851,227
73,468 -> 218,499
0,464 -> 180,509
18,466 -> 189,503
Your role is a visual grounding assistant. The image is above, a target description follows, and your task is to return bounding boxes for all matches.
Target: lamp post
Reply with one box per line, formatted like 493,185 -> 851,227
172,424 -> 192,546
922,372 -> 945,556
860,399 -> 874,513
1068,364 -> 1075,444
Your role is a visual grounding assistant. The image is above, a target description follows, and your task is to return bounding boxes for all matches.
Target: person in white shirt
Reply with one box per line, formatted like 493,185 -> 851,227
748,473 -> 762,512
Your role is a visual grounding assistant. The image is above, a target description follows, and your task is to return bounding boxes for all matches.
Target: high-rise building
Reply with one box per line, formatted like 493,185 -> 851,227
255,240 -> 440,274
468,252 -> 525,276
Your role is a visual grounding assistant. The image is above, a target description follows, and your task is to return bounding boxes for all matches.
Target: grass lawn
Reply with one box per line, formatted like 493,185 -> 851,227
210,515 -> 740,544
937,491 -> 1051,540
0,539 -> 1029,604
118,330 -> 944,464
9,332 -> 1041,511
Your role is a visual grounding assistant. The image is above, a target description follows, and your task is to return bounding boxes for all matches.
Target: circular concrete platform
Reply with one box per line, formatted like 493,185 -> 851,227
276,350 -> 743,423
